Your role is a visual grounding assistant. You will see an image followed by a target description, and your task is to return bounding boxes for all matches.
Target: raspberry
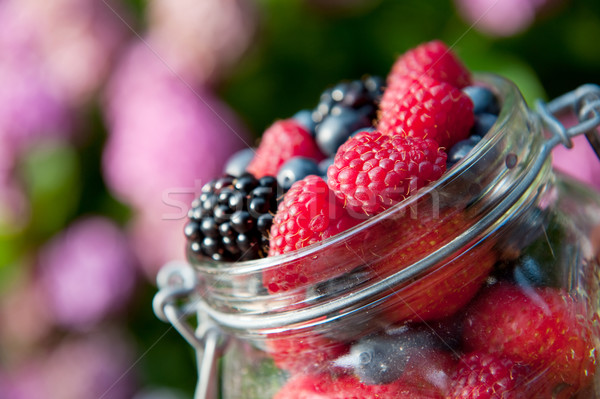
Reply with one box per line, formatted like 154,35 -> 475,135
378,210 -> 495,323
326,130 -> 447,217
448,352 -> 533,399
264,175 -> 360,293
273,373 -> 445,399
266,331 -> 349,374
397,348 -> 457,395
247,119 -> 325,178
377,75 -> 474,149
387,40 -> 471,89
463,283 -> 597,393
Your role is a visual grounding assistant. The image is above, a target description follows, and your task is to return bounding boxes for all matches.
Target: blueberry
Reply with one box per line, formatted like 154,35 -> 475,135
292,109 -> 317,136
224,149 -> 255,177
277,157 -> 320,191
364,75 -> 385,99
471,113 -> 498,137
315,107 -> 372,156
336,328 -> 441,385
318,157 -> 335,176
463,85 -> 500,115
513,255 -> 554,287
340,334 -> 409,384
447,135 -> 482,167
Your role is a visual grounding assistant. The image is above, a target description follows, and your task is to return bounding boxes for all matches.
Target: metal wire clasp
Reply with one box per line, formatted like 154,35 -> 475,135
535,83 -> 600,160
153,261 -> 228,399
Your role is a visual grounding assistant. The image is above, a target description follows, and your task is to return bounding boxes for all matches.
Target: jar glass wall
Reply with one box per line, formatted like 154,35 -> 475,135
178,75 -> 600,399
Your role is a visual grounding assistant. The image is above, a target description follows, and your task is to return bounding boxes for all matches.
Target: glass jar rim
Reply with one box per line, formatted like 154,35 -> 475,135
190,73 -> 521,276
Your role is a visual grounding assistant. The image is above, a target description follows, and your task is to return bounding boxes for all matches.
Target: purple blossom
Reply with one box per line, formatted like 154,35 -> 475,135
41,330 -> 138,399
127,213 -> 189,281
0,363 -> 46,399
552,114 -> 600,191
37,217 -> 138,330
103,42 -> 250,277
0,0 -> 126,106
0,276 -> 54,353
454,0 -> 561,37
146,0 -> 258,84
1,330 -> 138,399
0,52 -> 71,157
0,0 -> 127,228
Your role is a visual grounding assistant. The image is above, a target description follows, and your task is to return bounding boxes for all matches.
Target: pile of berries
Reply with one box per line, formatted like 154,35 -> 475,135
184,40 -> 597,398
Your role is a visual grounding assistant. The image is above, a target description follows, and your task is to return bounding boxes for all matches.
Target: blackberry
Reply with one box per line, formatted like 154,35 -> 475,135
185,173 -> 281,262
306,76 -> 382,156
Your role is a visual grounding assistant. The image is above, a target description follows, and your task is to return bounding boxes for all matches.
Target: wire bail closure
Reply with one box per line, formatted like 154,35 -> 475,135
153,261 -> 228,399
535,83 -> 600,160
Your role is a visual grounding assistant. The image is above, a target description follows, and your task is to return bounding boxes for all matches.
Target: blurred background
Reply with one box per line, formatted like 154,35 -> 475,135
0,0 -> 599,397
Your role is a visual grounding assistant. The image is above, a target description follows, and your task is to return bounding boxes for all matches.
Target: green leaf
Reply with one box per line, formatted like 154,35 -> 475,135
18,141 -> 81,241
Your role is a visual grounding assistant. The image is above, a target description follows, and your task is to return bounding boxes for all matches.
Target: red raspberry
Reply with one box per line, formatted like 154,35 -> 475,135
448,352 -> 533,399
264,175 -> 360,293
387,40 -> 471,89
247,119 -> 325,178
379,210 -> 495,323
266,331 -> 349,374
400,348 -> 457,396
326,130 -> 447,217
273,373 -> 445,399
463,283 -> 597,393
377,75 -> 474,149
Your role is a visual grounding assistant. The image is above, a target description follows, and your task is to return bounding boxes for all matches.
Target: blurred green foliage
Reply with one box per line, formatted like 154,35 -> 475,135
221,0 -> 600,138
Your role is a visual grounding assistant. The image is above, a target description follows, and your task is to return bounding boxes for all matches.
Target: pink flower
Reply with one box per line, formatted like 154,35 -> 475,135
38,217 -> 138,330
454,0 -> 561,37
146,0 -> 258,84
0,0 -> 127,227
552,133 -> 600,192
42,330 -> 138,399
0,330 -> 138,399
103,42 -> 250,278
0,53 -> 71,157
0,0 -> 126,106
0,363 -> 46,399
0,276 -> 54,353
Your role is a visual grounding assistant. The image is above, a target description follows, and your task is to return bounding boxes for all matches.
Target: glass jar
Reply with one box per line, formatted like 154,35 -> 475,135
154,74 -> 600,399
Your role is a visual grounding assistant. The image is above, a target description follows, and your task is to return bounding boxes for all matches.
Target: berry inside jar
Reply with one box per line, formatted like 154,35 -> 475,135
184,40 -> 600,399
